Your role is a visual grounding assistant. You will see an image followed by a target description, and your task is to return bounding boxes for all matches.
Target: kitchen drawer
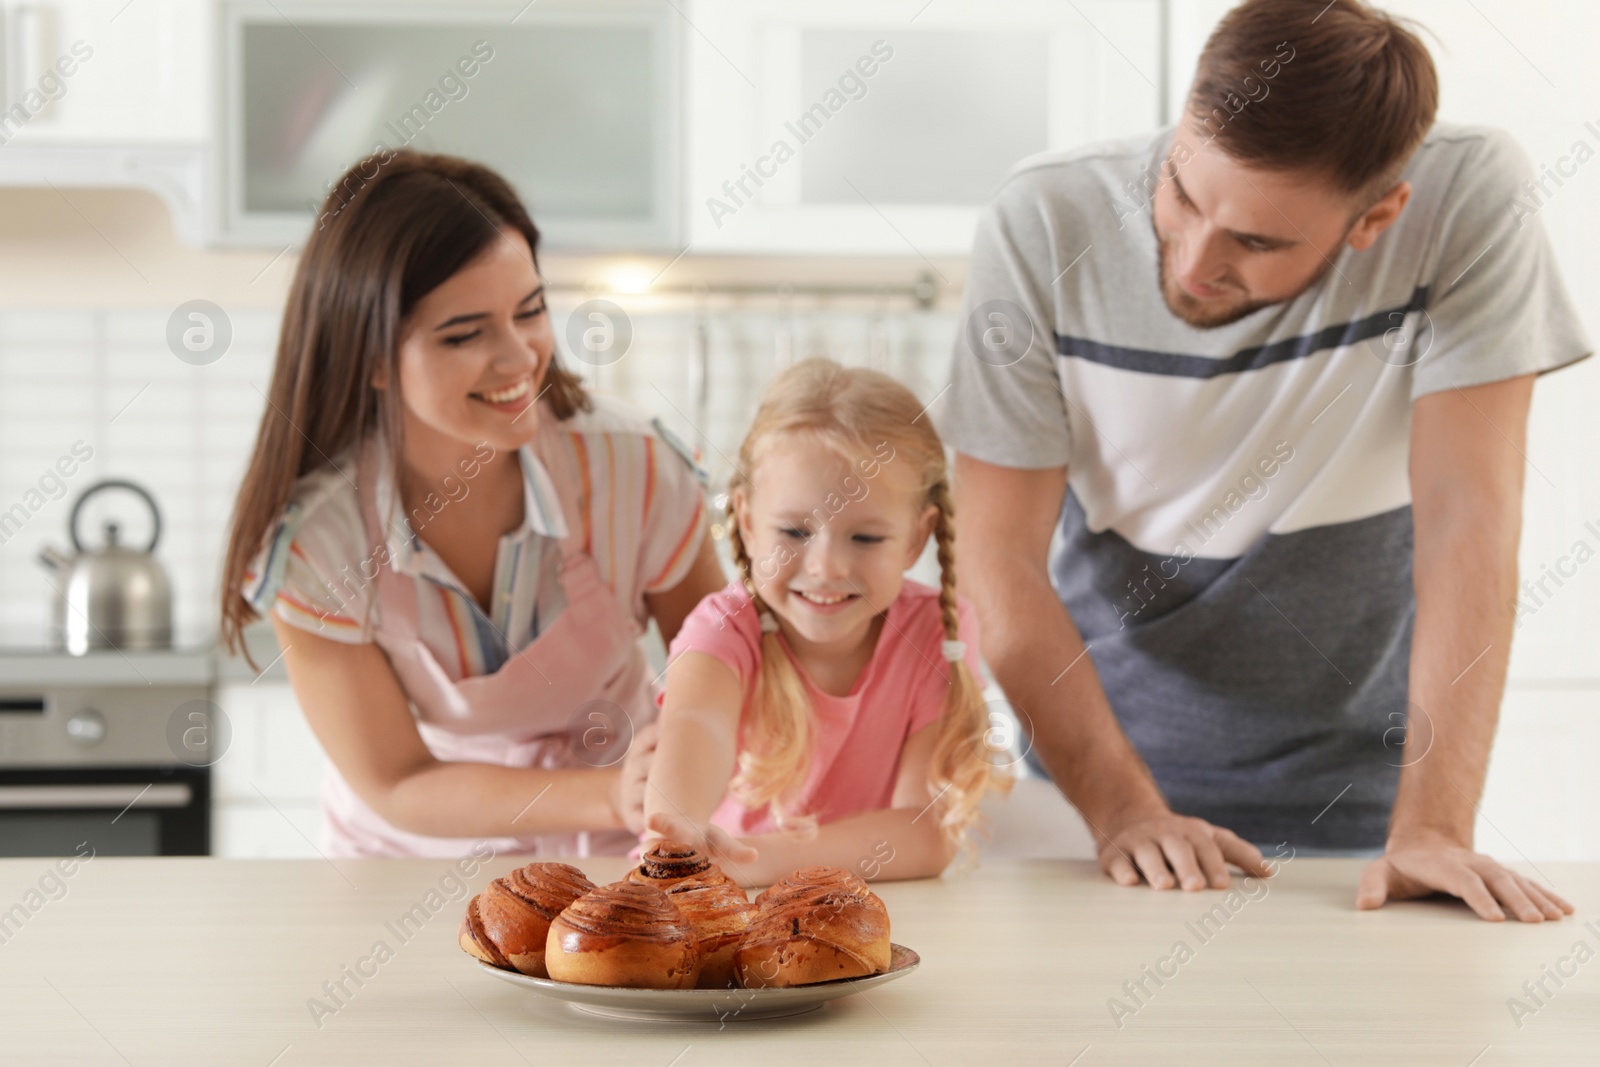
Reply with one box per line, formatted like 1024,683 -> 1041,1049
211,797 -> 321,858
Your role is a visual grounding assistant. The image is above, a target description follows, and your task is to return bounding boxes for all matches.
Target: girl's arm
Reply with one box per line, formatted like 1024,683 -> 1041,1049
642,651 -> 760,868
272,616 -> 627,839
716,719 -> 958,886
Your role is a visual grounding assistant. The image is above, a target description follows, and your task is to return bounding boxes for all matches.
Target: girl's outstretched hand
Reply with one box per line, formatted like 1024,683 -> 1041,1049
644,810 -> 760,867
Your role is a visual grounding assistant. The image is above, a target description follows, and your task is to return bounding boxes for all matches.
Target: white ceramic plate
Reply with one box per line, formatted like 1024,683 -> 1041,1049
474,943 -> 920,1022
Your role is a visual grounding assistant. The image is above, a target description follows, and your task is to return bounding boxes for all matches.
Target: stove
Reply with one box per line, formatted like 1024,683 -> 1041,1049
0,648 -> 215,856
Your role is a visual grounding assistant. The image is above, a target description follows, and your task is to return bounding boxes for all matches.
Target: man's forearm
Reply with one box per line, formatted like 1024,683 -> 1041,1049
1393,376 -> 1533,848
973,550 -> 1169,837
1390,510 -> 1519,845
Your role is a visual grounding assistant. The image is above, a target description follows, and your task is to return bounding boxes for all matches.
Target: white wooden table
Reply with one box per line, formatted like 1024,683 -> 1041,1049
0,855 -> 1595,1064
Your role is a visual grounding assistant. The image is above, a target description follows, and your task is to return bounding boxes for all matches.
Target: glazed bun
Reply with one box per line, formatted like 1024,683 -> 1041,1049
664,872 -> 758,989
545,881 -> 701,989
735,866 -> 891,989
626,840 -> 732,890
458,862 -> 595,977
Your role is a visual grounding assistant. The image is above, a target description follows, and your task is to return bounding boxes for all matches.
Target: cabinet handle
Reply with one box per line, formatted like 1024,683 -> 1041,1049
0,784 -> 193,809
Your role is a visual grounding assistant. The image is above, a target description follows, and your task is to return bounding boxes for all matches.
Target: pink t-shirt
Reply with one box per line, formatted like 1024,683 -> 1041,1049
663,579 -> 984,836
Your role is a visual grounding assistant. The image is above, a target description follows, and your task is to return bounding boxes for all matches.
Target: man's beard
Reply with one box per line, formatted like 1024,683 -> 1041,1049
1156,246 -> 1275,328
1151,220 -> 1344,330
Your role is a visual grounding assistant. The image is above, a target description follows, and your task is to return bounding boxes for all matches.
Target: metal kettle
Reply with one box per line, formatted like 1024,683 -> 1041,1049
37,479 -> 174,655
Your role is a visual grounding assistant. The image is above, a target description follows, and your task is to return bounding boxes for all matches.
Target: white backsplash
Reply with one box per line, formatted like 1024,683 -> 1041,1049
4,295 -> 1598,687
0,301 -> 963,650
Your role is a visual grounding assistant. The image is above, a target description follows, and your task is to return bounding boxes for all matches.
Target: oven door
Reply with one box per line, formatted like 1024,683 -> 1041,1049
0,765 -> 210,856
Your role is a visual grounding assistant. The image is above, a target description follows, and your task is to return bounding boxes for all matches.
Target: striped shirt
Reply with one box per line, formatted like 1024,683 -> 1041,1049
942,124 -> 1591,849
243,393 -> 708,680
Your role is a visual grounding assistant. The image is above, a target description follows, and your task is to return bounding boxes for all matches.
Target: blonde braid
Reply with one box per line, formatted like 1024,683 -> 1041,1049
723,505 -> 764,612
929,480 -> 963,641
925,478 -> 1014,853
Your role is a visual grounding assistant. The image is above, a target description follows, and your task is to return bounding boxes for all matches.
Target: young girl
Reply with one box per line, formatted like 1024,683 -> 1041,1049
642,358 -> 1013,883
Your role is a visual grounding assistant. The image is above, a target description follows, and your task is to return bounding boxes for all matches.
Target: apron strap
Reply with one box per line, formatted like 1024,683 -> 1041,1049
354,436 -> 421,644
531,414 -> 595,565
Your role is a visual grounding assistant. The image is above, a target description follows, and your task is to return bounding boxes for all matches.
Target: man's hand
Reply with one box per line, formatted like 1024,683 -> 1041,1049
644,809 -> 760,866
1357,830 -> 1574,922
954,457 -> 1242,888
1098,811 -> 1274,890
1378,377 -> 1563,925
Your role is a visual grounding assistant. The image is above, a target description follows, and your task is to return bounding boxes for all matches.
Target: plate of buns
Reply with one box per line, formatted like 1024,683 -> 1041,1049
459,841 -> 919,1021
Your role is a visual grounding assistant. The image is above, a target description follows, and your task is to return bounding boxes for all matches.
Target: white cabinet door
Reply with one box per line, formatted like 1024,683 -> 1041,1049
212,800 -> 323,858
0,0 -> 210,144
212,681 -> 326,804
0,1 -> 213,241
210,680 -> 328,857
1480,687 -> 1600,861
686,0 -> 1164,255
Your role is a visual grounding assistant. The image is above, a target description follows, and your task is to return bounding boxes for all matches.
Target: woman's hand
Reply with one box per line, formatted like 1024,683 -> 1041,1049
615,722 -> 659,836
645,810 -> 759,866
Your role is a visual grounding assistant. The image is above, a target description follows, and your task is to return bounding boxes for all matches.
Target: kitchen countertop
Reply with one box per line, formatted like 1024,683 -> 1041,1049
0,647 -> 214,687
0,618 -> 288,689
0,856 -> 1595,1064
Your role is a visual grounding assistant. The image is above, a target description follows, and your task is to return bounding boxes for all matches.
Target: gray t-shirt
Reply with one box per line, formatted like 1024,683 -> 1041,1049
942,123 -> 1591,848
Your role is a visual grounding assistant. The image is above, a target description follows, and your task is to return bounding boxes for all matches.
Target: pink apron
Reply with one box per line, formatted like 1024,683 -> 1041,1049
317,435 -> 652,858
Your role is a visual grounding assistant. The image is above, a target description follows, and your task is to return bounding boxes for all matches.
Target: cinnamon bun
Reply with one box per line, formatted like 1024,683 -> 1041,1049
626,840 -> 731,890
458,862 -> 595,978
735,866 -> 891,988
545,880 -> 701,989
664,872 -> 758,989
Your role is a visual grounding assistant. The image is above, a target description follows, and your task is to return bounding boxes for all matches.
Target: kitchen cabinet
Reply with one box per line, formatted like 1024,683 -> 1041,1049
215,0 -> 681,249
0,0 -> 213,242
0,0 -> 210,143
1479,686 -> 1600,861
684,0 -> 1166,255
210,680 -> 325,858
1,0 -> 1165,252
0,0 -> 683,250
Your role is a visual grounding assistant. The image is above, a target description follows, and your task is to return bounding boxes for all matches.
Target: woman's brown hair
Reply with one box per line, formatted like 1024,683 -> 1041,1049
219,149 -> 590,666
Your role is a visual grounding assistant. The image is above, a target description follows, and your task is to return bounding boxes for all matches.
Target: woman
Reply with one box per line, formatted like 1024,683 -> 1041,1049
219,150 -> 724,857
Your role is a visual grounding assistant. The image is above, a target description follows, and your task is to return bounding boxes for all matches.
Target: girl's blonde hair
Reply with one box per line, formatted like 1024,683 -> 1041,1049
724,358 -> 1013,849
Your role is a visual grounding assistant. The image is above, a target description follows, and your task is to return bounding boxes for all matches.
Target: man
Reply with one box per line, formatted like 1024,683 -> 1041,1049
945,0 -> 1588,921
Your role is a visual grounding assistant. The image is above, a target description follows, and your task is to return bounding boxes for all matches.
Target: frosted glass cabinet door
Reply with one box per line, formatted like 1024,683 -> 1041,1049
687,0 -> 1165,254
219,0 -> 680,249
